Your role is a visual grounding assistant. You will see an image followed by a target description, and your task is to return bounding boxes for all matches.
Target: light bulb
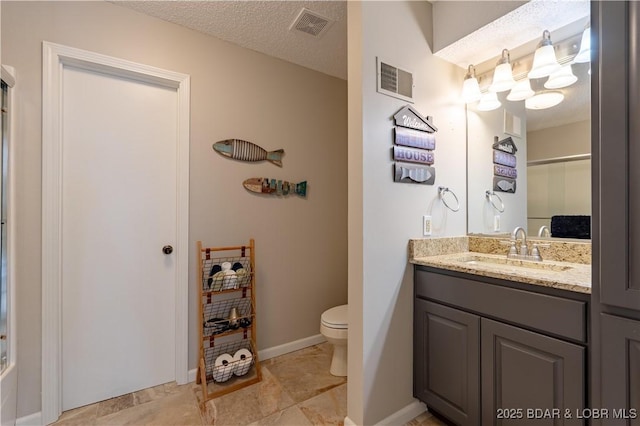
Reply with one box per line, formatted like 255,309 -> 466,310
489,49 -> 516,92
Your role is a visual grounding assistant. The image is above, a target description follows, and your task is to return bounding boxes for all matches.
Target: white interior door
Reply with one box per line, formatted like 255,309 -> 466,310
61,65 -> 178,410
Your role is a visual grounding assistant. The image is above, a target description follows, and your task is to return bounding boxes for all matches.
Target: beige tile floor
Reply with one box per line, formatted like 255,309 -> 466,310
52,343 -> 448,426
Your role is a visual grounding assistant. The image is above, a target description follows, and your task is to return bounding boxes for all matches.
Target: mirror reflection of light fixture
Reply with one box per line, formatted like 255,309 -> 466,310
507,79 -> 535,101
573,27 -> 591,63
477,92 -> 501,111
525,91 -> 564,110
528,30 -> 561,79
489,49 -> 516,93
462,65 -> 482,103
544,64 -> 578,89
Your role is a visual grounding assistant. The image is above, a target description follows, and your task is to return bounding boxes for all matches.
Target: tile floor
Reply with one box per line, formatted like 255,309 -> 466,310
52,343 -> 448,426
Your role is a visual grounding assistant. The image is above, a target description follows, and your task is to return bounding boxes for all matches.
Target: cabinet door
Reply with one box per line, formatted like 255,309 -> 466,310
598,0 -> 640,310
481,318 -> 585,426
414,299 -> 480,425
601,314 -> 640,426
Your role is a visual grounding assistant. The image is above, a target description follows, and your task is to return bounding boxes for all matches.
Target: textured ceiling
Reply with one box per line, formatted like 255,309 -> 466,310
112,0 -> 347,79
114,0 -> 590,131
434,0 -> 591,132
434,0 -> 590,69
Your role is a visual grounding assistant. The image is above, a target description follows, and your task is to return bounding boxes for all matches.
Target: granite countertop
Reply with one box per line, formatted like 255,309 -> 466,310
409,237 -> 592,294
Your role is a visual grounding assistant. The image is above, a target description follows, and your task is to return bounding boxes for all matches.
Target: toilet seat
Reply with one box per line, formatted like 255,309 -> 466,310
321,304 -> 348,329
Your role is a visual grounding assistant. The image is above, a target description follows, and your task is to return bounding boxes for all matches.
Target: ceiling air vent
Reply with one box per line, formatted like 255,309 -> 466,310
377,58 -> 414,103
290,8 -> 334,38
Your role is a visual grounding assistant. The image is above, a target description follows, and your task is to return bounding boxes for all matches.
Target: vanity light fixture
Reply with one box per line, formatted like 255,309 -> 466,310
528,30 -> 561,79
462,65 -> 482,103
507,78 -> 535,101
489,49 -> 516,92
544,64 -> 578,89
573,26 -> 591,63
525,91 -> 564,110
476,91 -> 501,111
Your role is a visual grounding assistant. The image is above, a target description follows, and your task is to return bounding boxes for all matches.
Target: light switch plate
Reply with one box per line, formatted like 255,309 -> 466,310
423,215 -> 432,236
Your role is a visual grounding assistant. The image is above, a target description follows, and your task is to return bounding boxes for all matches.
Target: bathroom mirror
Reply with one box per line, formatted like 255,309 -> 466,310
466,21 -> 591,238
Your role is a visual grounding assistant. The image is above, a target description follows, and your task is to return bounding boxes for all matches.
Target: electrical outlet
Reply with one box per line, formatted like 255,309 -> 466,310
423,215 -> 432,236
493,214 -> 501,232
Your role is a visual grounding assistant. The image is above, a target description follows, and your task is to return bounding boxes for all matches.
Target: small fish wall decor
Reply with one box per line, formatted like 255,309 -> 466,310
213,139 -> 284,167
394,162 -> 436,185
494,176 -> 516,193
243,178 -> 307,197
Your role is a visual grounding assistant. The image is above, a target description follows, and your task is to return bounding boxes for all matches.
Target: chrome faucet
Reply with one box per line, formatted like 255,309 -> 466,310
504,226 -> 546,261
538,225 -> 550,237
512,226 -> 528,256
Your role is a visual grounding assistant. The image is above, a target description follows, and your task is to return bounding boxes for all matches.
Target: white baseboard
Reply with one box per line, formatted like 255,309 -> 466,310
258,334 -> 326,361
375,400 -> 427,426
188,368 -> 197,383
16,411 -> 42,426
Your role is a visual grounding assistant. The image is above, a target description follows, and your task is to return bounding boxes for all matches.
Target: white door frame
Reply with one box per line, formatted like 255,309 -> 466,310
41,42 -> 190,425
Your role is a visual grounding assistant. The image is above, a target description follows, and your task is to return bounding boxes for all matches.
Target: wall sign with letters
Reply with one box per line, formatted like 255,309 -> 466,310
391,105 -> 437,185
492,136 -> 518,193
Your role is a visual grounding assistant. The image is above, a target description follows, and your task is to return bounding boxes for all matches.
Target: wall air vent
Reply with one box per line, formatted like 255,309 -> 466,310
377,58 -> 414,103
290,8 -> 334,38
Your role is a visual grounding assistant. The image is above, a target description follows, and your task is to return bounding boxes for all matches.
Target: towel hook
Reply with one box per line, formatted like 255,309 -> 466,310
485,190 -> 505,213
438,187 -> 460,212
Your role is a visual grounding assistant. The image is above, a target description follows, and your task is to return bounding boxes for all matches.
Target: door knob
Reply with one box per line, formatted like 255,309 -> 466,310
163,245 -> 173,255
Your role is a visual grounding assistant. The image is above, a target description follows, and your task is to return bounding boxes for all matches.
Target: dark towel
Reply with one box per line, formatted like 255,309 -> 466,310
551,215 -> 591,239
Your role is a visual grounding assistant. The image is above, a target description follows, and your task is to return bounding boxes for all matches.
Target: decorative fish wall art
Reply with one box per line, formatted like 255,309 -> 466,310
394,162 -> 436,185
243,178 -> 307,197
494,176 -> 516,193
213,139 -> 284,167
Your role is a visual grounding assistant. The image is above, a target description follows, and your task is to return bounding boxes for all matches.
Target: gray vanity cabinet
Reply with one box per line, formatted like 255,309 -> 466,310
414,299 -> 480,426
414,267 -> 588,425
481,318 -> 585,426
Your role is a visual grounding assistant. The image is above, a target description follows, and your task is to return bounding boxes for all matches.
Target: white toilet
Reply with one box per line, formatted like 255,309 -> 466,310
320,304 -> 348,377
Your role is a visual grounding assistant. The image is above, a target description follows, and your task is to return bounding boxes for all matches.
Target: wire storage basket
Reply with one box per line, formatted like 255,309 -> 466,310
197,240 -> 261,401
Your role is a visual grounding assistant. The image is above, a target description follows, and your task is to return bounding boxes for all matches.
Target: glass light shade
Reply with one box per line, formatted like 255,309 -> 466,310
476,92 -> 501,111
462,76 -> 482,103
573,27 -> 591,63
507,79 -> 535,101
489,63 -> 516,92
525,92 -> 564,110
528,45 -> 561,79
544,65 -> 577,89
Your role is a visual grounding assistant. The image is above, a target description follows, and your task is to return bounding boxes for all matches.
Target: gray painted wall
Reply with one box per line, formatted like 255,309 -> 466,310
2,1 -> 347,417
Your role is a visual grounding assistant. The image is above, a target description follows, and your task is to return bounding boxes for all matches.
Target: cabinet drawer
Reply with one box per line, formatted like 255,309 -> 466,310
415,269 -> 587,343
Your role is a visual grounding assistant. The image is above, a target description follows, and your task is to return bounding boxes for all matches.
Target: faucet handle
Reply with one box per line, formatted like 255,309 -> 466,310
500,239 -> 518,256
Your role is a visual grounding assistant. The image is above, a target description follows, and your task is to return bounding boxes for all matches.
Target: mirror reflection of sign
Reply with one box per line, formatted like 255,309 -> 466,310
492,136 -> 518,154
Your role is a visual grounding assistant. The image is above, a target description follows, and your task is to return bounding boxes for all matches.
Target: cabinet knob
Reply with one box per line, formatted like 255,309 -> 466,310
162,245 -> 173,255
